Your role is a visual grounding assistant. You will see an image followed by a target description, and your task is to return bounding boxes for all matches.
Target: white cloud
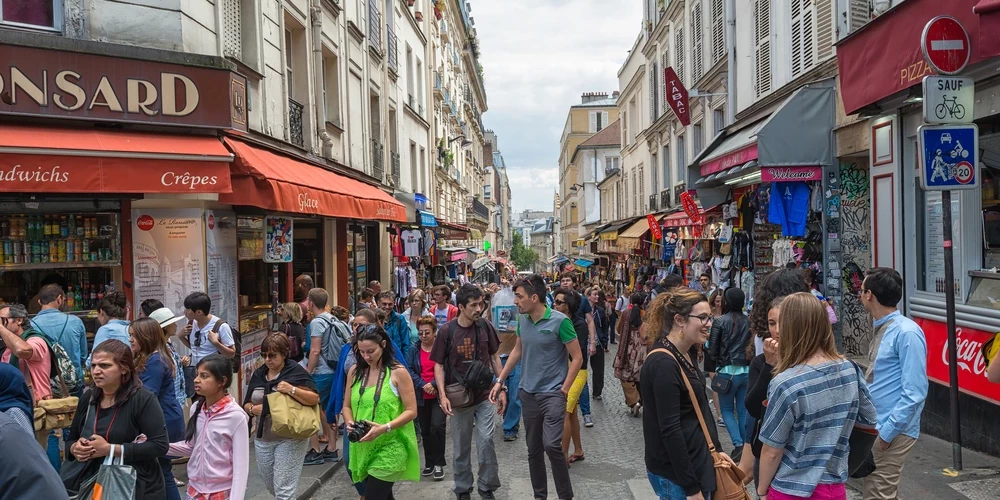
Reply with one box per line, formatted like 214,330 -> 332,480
473,0 -> 641,212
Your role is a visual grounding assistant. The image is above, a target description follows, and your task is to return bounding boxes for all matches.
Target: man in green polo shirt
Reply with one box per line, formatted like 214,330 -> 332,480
491,274 -> 582,500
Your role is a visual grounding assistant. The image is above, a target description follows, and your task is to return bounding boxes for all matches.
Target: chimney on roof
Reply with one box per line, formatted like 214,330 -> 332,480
612,90 -> 620,97
581,91 -> 610,104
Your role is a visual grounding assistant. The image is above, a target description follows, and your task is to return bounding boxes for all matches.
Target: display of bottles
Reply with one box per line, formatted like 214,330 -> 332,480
0,214 -> 119,265
66,286 -> 75,310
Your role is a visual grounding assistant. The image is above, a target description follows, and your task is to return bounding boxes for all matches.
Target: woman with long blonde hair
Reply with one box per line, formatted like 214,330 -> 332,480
755,293 -> 877,500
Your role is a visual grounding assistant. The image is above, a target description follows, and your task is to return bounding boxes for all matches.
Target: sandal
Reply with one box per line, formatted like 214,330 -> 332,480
568,454 -> 585,463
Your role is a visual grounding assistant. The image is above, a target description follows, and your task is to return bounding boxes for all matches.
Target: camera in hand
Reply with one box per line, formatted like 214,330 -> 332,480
348,420 -> 373,442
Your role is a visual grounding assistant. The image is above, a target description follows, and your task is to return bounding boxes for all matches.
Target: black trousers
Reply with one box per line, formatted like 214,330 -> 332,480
365,476 -> 396,500
590,348 -> 605,398
416,397 -> 447,467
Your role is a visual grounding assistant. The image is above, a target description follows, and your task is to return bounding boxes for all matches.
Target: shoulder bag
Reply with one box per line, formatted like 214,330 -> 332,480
443,320 -> 494,409
648,348 -> 750,500
267,390 -> 322,440
710,314 -> 735,395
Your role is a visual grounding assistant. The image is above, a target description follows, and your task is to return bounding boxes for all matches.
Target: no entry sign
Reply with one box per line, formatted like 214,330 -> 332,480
921,16 -> 971,75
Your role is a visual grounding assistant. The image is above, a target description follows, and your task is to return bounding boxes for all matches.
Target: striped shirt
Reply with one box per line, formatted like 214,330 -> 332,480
759,359 -> 877,497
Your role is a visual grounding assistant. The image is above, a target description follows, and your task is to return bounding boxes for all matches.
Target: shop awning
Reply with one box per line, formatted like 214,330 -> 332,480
599,219 -> 636,241
549,255 -> 569,265
437,219 -> 471,239
449,251 -> 468,261
221,137 -> 406,222
837,0 -> 1000,115
467,247 -> 482,255
0,124 -> 233,193
418,210 -> 438,227
662,203 -> 723,227
574,258 -> 594,268
616,218 -> 652,250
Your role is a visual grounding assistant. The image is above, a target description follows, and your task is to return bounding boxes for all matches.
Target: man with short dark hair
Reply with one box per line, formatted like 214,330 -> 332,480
180,292 -> 236,405
0,303 -> 52,446
431,285 -> 459,327
859,268 -> 927,500
697,273 -> 716,295
31,284 -> 87,385
377,290 -> 411,358
305,287 -> 350,465
491,274 -> 582,500
432,284 -> 504,500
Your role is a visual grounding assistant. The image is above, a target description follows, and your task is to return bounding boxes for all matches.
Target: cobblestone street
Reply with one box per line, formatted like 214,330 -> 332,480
315,344 -> 736,499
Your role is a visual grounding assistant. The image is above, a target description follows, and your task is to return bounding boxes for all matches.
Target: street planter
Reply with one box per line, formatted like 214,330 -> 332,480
415,11 -> 423,21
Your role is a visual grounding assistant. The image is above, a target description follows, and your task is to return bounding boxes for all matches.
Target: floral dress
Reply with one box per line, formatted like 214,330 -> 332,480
348,367 -> 420,485
613,307 -> 647,383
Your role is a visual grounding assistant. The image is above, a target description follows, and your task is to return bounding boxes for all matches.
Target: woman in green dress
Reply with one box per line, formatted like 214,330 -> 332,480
343,324 -> 420,499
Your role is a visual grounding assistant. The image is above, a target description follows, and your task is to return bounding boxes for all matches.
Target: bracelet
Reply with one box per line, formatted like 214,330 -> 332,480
385,423 -> 392,432
291,386 -> 296,395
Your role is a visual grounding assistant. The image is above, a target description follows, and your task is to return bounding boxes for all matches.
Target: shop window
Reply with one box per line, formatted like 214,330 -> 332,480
1,0 -> 61,31
323,51 -> 342,128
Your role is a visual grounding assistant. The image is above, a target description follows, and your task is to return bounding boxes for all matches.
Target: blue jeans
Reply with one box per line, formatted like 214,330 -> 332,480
579,381 -> 591,416
717,371 -> 750,447
647,471 -> 711,500
501,354 -> 522,434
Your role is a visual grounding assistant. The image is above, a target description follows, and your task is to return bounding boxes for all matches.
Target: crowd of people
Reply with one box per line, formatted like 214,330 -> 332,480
0,262 -> 974,500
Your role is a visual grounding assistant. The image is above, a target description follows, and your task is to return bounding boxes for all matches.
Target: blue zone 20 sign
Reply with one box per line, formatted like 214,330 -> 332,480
918,124 -> 979,190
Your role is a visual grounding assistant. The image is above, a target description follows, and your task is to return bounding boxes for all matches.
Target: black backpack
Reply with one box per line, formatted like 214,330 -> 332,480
211,320 -> 242,373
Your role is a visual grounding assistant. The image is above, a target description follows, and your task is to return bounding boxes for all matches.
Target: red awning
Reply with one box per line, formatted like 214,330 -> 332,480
0,124 -> 232,193
661,204 -> 723,227
220,137 -> 406,222
837,0 -> 1000,115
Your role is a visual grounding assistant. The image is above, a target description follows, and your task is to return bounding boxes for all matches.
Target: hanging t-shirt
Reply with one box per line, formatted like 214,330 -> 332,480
401,230 -> 422,257
767,182 -> 810,237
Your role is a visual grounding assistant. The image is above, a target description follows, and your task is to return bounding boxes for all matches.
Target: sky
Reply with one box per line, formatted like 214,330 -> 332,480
473,0 -> 642,214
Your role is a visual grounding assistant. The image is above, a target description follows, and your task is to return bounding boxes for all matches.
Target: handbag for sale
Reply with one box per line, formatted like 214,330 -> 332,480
650,349 -> 751,500
92,444 -> 137,500
267,391 -> 322,440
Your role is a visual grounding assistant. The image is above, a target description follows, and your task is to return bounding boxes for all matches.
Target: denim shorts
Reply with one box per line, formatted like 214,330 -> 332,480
314,373 -> 335,410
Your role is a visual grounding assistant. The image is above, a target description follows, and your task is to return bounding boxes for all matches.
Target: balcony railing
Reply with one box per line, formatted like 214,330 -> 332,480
464,84 -> 473,106
443,89 -> 452,111
440,19 -> 449,41
368,0 -> 382,52
387,27 -> 398,71
390,152 -> 400,187
371,139 -> 384,182
648,194 -> 658,212
660,189 -> 671,208
288,97 -> 304,147
468,196 -> 489,223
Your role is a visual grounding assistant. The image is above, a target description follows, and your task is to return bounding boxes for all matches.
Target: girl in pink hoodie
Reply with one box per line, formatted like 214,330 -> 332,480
170,354 -> 250,500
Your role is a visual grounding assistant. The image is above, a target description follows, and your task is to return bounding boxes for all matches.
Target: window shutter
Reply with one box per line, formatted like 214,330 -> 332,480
603,111 -> 609,129
754,0 -> 772,98
650,62 -> 659,120
712,0 -> 725,63
589,111 -> 597,133
661,51 -> 670,115
675,26 -> 685,85
223,0 -> 242,59
791,0 -> 802,76
815,0 -> 833,61
848,0 -> 871,33
802,0 -> 815,72
692,3 -> 704,83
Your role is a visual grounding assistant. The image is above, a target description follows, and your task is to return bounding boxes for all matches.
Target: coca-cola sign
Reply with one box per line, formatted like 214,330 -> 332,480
916,318 -> 1000,404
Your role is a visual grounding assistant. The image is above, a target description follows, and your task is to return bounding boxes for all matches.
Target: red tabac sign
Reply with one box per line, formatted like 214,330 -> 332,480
915,318 -> 1000,404
0,43 -> 247,131
646,214 -> 662,241
679,191 -> 702,225
663,67 -> 690,126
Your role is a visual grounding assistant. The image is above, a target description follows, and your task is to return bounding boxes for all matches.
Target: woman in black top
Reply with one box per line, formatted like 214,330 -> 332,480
277,302 -> 307,362
65,340 -> 170,499
708,287 -> 752,458
641,288 -> 733,500
743,295 -> 787,483
586,286 -> 609,399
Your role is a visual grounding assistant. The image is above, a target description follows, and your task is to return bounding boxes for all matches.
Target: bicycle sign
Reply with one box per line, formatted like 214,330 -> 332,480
918,124 -> 979,191
923,76 -> 974,124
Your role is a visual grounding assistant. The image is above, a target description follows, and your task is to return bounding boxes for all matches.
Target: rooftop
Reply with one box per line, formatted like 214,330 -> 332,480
578,119 -> 621,148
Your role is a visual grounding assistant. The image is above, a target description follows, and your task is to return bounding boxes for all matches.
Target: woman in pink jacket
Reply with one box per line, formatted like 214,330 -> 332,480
169,354 -> 250,500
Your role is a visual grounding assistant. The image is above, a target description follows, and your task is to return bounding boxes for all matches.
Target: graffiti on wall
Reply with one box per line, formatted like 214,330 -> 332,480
840,160 -> 873,356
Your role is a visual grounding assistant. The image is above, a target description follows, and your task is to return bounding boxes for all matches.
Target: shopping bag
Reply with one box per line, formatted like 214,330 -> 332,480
267,391 -> 321,440
92,444 -> 137,500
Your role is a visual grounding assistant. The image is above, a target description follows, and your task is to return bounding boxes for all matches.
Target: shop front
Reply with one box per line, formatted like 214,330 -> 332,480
835,0 -> 1000,455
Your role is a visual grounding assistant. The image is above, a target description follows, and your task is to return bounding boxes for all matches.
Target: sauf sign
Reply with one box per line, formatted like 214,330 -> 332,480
0,42 -> 247,131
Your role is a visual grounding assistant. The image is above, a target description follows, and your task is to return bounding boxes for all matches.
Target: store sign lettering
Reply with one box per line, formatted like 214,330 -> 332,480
298,193 -> 320,210
901,59 -> 935,87
940,327 -> 988,377
0,164 -> 69,183
761,166 -> 822,183
160,171 -> 219,190
0,44 -> 247,130
915,318 -> 1000,404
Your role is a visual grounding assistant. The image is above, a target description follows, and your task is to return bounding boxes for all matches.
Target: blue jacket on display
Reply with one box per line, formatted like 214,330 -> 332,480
767,181 -> 811,237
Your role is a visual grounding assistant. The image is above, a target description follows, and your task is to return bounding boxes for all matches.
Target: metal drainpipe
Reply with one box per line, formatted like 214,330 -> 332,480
725,0 -> 737,125
311,0 -> 333,157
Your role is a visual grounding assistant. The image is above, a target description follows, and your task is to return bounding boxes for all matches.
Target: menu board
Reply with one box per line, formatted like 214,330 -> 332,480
205,210 -> 238,326
264,216 -> 293,263
132,208 -> 205,326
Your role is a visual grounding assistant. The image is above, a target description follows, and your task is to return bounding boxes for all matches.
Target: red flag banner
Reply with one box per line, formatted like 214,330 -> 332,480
647,214 -> 663,241
679,191 -> 702,225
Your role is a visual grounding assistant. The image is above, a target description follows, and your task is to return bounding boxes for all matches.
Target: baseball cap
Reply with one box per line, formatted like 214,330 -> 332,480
149,307 -> 184,328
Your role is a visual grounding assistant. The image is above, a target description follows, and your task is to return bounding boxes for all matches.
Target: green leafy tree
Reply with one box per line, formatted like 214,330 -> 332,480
511,232 -> 539,270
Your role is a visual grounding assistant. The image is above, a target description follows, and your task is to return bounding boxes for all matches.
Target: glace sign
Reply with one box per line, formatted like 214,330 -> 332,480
918,124 -> 979,190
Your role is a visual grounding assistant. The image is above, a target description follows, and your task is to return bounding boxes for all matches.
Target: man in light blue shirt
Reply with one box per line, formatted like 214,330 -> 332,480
30,284 -> 87,385
860,267 -> 928,499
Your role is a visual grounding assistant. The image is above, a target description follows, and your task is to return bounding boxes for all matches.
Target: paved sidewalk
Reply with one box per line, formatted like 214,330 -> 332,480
171,444 -> 342,500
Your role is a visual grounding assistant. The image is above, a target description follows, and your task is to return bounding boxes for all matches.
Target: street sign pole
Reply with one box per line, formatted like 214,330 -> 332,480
941,189 -> 963,471
920,15 -> 974,471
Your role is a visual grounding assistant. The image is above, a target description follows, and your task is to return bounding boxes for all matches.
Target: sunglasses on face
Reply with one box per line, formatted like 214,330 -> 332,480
554,299 -> 566,306
262,352 -> 280,360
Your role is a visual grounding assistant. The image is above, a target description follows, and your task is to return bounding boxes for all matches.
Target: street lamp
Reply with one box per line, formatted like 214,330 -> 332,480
448,134 -> 473,149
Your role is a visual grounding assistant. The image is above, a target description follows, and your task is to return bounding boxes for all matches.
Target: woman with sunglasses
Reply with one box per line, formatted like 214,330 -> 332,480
405,315 -> 446,481
244,334 -> 320,500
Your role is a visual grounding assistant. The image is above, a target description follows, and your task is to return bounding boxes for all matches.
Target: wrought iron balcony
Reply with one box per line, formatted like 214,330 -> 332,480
440,19 -> 449,41
443,89 -> 452,111
390,152 -> 400,187
368,0 -> 382,53
464,84 -> 473,106
468,196 -> 489,224
434,71 -> 443,96
387,27 -> 398,72
288,97 -> 304,147
371,139 -> 384,182
648,194 -> 658,212
660,189 -> 671,208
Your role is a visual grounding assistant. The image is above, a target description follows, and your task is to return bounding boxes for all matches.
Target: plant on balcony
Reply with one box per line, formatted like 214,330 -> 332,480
444,150 -> 455,167
415,11 -> 423,21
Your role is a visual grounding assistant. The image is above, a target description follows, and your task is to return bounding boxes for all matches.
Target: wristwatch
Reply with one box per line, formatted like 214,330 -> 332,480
291,386 -> 297,396
385,423 -> 392,432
